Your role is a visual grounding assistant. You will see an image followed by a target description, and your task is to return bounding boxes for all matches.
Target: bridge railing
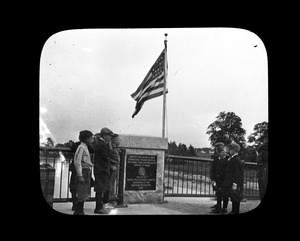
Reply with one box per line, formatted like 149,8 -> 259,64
39,147 -> 259,203
164,155 -> 259,199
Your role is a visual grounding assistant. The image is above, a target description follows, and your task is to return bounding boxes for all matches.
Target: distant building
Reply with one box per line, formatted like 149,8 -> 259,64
195,148 -> 213,157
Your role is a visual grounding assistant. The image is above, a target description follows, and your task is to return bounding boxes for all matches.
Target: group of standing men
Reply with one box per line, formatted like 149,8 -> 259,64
68,126 -> 268,215
210,130 -> 268,214
210,142 -> 244,214
69,127 -> 120,215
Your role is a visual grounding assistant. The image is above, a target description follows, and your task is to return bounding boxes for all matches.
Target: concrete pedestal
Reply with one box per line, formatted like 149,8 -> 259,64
118,134 -> 168,204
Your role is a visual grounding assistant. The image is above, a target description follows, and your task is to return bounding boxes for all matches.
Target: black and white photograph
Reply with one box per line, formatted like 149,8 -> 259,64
39,28 -> 268,215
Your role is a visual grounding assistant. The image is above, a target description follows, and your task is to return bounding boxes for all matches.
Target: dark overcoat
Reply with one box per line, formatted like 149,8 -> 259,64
223,154 -> 243,189
257,143 -> 268,200
223,154 -> 244,202
93,138 -> 111,192
210,156 -> 228,187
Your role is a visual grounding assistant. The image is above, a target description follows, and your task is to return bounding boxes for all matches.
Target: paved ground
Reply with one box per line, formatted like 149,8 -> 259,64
53,197 -> 260,215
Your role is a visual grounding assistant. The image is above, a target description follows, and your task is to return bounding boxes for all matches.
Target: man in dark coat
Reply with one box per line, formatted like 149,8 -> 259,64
107,134 -> 121,205
93,127 -> 115,214
223,142 -> 244,214
256,130 -> 268,201
210,142 -> 228,213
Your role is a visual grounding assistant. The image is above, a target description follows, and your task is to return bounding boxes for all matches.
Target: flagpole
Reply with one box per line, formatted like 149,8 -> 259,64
162,33 -> 168,138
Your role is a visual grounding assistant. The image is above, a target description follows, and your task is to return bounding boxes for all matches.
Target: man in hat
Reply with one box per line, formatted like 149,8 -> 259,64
210,142 -> 229,214
93,127 -> 115,214
106,133 -> 120,208
256,130 -> 268,201
223,142 -> 243,214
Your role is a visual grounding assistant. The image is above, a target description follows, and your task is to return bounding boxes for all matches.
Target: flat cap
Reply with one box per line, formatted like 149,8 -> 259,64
227,142 -> 240,152
100,127 -> 114,136
214,142 -> 225,148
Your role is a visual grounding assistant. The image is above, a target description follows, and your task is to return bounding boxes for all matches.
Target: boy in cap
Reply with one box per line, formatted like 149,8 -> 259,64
223,142 -> 243,214
69,138 -> 94,211
93,127 -> 115,214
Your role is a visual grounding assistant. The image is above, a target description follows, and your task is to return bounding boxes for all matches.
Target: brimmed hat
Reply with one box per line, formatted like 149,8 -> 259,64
227,142 -> 240,152
214,142 -> 225,152
100,127 -> 114,136
214,142 -> 225,148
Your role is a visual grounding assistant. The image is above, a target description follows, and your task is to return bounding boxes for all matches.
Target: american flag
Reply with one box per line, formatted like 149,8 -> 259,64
131,49 -> 167,118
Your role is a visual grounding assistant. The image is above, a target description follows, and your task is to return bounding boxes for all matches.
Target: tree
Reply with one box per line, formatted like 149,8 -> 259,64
247,121 -> 268,148
55,143 -> 65,148
187,144 -> 196,156
64,140 -> 75,148
44,137 -> 54,147
177,143 -> 188,156
207,111 -> 246,147
168,141 -> 197,157
206,111 -> 247,159
168,141 -> 178,155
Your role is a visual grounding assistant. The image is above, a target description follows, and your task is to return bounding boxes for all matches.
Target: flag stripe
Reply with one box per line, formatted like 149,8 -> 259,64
131,51 -> 165,97
131,72 -> 164,100
131,48 -> 167,118
138,89 -> 164,103
137,83 -> 165,103
132,74 -> 164,101
131,71 -> 153,97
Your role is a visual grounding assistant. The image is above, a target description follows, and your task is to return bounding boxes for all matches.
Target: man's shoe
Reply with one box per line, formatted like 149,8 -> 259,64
73,210 -> 85,215
94,208 -> 110,214
209,208 -> 222,214
210,204 -> 218,209
103,203 -> 116,209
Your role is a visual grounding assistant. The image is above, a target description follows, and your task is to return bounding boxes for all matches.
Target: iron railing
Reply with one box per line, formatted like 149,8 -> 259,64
40,146 -> 121,203
40,146 -> 89,202
164,155 -> 259,199
39,147 -> 259,203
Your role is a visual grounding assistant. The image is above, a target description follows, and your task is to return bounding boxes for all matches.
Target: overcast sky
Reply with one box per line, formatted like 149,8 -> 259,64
39,28 -> 268,148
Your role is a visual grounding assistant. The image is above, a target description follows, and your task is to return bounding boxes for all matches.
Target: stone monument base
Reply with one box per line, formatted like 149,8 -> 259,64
118,134 -> 168,204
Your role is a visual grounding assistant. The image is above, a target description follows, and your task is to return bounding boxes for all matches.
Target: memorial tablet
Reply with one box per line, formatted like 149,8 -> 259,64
125,154 -> 157,190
